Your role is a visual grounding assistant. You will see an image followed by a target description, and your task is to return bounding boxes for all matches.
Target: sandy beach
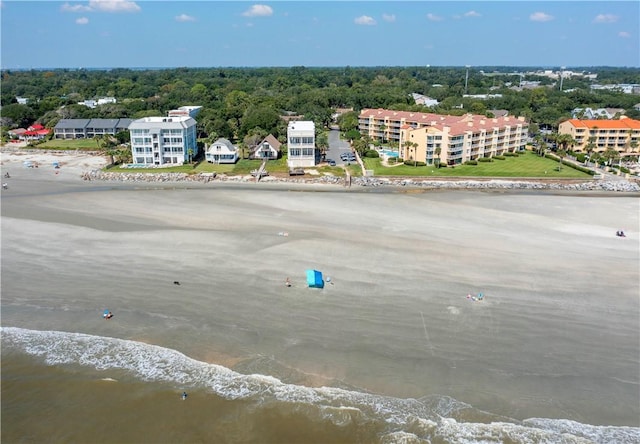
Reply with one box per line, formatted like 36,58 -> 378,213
2,148 -> 639,442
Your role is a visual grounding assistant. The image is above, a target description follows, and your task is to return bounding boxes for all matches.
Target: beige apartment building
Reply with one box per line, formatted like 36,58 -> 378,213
558,118 -> 640,156
358,109 -> 529,166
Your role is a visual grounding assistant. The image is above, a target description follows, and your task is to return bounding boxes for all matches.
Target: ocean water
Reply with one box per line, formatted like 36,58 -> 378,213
1,184 -> 639,443
3,327 -> 639,444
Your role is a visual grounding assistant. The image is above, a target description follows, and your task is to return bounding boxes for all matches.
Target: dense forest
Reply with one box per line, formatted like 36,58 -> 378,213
2,66 -> 639,144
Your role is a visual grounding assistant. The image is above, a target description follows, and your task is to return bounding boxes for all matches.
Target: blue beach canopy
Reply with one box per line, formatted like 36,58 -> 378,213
103,309 -> 110,317
306,269 -> 324,288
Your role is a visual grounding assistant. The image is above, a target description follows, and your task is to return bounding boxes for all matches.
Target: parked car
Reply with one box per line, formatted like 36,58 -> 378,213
327,159 -> 336,166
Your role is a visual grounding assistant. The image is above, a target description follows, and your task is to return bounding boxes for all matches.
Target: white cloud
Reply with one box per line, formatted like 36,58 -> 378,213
530,12 -> 554,22
61,0 -> 140,13
76,17 -> 89,25
464,10 -> 481,18
89,0 -> 140,13
61,2 -> 92,12
242,4 -> 273,17
354,15 -> 376,26
618,31 -> 630,38
594,14 -> 618,24
426,13 -> 443,22
382,13 -> 396,23
175,14 -> 196,22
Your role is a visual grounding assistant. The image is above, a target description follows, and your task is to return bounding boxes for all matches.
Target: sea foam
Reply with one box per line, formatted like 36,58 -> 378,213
2,327 -> 638,444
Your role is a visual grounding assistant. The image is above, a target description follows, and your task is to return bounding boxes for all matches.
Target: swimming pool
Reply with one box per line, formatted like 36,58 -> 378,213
380,149 -> 399,158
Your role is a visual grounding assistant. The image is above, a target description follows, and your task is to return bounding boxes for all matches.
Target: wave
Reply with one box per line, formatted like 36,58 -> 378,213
2,327 -> 639,444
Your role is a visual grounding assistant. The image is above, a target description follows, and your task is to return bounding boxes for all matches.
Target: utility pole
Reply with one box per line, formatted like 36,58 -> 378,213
464,65 -> 470,95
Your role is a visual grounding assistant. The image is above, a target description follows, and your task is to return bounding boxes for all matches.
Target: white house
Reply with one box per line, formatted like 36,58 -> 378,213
129,115 -> 198,166
168,106 -> 202,119
411,93 -> 439,107
250,134 -> 281,160
206,138 -> 239,164
571,107 -> 625,120
287,121 -> 316,167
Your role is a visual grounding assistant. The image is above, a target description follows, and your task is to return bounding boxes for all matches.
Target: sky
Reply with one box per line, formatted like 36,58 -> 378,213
1,1 -> 638,69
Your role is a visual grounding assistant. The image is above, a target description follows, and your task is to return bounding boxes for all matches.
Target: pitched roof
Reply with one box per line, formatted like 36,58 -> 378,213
261,134 -> 282,149
360,108 -> 527,136
86,119 -> 120,129
212,138 -> 236,151
562,118 -> 640,130
55,119 -> 91,129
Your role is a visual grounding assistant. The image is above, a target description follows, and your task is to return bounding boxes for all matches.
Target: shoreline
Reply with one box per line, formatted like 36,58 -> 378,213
3,147 -> 640,194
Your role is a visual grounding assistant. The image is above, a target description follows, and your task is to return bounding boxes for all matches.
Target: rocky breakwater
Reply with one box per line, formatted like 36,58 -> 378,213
354,177 -> 640,192
82,170 -> 640,192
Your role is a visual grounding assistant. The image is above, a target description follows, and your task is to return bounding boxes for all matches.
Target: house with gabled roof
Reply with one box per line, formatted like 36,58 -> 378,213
206,138 -> 239,164
250,134 -> 281,160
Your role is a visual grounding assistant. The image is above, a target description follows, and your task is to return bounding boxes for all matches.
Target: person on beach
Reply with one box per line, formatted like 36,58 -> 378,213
104,311 -> 113,319
182,392 -> 188,400
285,277 -> 291,287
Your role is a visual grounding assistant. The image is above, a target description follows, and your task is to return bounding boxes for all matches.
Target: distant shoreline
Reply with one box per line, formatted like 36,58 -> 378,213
3,147 -> 639,194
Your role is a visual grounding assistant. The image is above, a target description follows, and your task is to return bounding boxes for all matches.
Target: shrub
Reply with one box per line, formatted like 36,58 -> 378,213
478,157 -> 493,163
364,150 -> 379,158
403,160 -> 426,167
387,157 -> 398,164
494,155 -> 506,160
464,160 -> 478,165
504,152 -> 518,157
574,153 -> 587,163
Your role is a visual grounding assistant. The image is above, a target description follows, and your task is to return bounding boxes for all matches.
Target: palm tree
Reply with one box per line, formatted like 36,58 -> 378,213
405,141 -> 418,167
93,134 -> 103,151
116,147 -> 132,164
533,134 -> 546,157
379,123 -> 387,144
556,134 -> 577,160
434,146 -> 442,168
556,147 -> 567,171
99,135 -> 118,165
602,148 -> 619,167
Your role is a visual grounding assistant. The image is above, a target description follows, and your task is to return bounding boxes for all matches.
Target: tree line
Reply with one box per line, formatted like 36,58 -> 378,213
2,66 -> 639,146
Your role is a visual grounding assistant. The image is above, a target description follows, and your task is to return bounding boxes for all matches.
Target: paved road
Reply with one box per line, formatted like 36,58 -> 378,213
326,128 -> 353,166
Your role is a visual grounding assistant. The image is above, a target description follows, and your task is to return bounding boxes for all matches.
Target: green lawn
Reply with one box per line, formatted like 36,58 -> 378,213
104,150 -> 592,179
363,151 -> 591,178
36,139 -> 101,150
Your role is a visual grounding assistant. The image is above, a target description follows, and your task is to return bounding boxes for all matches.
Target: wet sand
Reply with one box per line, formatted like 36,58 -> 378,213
1,163 -> 639,439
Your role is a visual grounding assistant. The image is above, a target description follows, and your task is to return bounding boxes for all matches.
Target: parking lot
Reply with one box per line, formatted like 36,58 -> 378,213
325,128 -> 355,166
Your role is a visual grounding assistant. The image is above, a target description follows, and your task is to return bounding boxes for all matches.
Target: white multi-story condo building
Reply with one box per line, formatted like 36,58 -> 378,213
129,116 -> 197,165
359,108 -> 529,166
287,121 -> 316,167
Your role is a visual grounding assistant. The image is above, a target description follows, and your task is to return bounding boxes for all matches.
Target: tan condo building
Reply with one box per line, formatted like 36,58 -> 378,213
558,118 -> 640,156
359,109 -> 529,166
